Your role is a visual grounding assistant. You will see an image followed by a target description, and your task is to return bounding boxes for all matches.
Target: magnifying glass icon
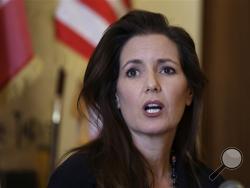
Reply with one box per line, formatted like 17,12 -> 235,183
209,147 -> 243,181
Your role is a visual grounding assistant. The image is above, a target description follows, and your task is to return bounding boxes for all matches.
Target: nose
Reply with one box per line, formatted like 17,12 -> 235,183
145,71 -> 161,93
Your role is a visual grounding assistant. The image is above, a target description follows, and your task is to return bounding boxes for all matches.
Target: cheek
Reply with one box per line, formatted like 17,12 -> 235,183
166,81 -> 190,112
117,83 -> 138,106
116,79 -> 143,123
174,87 -> 189,104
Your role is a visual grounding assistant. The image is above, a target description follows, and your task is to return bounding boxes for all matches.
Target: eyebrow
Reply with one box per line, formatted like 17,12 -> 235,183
121,58 -> 178,70
121,59 -> 142,70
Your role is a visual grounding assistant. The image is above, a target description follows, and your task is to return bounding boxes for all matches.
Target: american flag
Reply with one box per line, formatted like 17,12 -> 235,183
55,0 -> 131,59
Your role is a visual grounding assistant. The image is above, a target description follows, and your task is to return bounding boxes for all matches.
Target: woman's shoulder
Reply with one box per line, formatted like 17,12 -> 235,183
47,151 -> 96,188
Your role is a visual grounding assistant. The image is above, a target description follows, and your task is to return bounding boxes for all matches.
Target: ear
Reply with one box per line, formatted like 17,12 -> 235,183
186,88 -> 193,106
115,93 -> 121,108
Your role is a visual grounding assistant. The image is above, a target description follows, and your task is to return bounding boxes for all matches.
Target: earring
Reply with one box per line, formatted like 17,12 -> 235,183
115,94 -> 120,108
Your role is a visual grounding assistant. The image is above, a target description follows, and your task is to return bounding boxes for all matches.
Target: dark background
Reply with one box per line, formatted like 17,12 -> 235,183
202,0 -> 250,186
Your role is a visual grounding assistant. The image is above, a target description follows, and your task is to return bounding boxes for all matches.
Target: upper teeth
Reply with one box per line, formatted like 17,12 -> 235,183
144,103 -> 162,114
146,108 -> 160,113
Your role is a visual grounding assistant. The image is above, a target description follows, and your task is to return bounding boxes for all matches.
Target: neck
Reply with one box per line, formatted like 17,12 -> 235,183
131,129 -> 176,179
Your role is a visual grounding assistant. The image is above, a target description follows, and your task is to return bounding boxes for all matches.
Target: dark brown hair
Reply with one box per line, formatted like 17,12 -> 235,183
76,10 -> 207,188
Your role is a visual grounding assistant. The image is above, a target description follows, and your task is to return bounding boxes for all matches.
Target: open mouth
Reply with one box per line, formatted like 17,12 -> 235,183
143,101 -> 164,117
144,103 -> 163,113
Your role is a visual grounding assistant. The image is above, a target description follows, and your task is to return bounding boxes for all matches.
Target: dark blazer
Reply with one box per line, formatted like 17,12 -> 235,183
48,152 -> 224,188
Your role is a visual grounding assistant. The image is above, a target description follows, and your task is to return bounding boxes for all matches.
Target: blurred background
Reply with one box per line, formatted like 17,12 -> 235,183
0,0 -> 249,187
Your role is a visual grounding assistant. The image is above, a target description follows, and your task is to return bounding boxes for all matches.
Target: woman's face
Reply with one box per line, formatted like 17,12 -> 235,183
116,34 -> 192,137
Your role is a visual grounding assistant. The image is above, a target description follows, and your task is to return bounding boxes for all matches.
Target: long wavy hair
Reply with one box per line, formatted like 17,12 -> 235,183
76,10 -> 207,188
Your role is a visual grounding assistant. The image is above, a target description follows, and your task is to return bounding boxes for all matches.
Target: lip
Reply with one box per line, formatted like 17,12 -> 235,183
142,100 -> 165,117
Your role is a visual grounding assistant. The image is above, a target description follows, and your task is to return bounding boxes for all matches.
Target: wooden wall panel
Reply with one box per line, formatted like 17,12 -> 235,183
202,0 -> 250,186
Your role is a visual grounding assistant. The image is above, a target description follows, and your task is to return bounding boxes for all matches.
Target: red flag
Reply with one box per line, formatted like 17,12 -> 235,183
55,0 -> 131,59
0,0 -> 42,97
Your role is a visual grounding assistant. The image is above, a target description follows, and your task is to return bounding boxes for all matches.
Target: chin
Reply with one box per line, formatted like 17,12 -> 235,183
133,125 -> 177,137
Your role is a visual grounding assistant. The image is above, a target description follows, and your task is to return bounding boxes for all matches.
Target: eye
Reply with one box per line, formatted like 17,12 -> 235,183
126,68 -> 139,78
160,66 -> 176,75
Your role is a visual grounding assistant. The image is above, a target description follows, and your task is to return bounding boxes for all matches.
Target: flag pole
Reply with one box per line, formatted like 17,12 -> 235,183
50,68 -> 65,172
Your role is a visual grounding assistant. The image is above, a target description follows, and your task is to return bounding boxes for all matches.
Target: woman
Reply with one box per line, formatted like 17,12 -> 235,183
48,10 -> 224,188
